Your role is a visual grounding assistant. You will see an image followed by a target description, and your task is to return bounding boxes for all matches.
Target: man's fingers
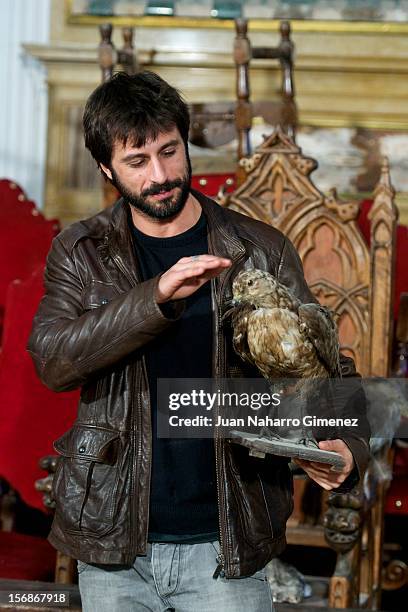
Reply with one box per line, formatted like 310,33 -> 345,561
173,259 -> 231,273
156,257 -> 232,302
294,458 -> 347,488
319,439 -> 342,452
176,255 -> 231,267
312,478 -> 335,491
170,262 -> 230,284
301,467 -> 346,487
196,266 -> 231,280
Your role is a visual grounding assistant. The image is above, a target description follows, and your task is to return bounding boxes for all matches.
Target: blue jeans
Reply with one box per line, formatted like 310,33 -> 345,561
78,541 -> 274,612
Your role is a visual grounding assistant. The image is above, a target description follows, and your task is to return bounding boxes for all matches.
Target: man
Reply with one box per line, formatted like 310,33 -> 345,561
28,71 -> 369,612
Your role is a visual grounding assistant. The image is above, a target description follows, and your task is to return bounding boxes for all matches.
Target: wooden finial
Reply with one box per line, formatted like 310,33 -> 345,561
280,20 -> 291,41
99,23 -> 113,45
98,23 -> 115,82
119,26 -> 138,74
234,18 -> 248,38
373,156 -> 396,200
370,156 -> 398,221
122,27 -> 133,50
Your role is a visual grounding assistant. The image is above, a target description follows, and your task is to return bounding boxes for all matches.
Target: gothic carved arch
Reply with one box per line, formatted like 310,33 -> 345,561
220,126 -> 396,377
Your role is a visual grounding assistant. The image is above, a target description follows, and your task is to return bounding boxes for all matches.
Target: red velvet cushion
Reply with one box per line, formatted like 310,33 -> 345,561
191,173 -> 236,198
0,531 -> 56,581
0,179 -> 58,343
0,267 -> 79,510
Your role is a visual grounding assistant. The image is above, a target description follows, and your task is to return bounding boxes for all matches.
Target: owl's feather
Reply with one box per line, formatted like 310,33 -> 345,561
228,269 -> 340,381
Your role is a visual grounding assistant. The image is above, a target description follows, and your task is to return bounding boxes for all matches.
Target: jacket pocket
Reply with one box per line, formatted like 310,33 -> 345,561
81,281 -> 119,310
53,424 -> 120,537
257,460 -> 294,538
227,444 -> 274,549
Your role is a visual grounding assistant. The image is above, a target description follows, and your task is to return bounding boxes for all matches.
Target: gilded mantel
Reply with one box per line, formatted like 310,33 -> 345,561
24,1 -> 408,226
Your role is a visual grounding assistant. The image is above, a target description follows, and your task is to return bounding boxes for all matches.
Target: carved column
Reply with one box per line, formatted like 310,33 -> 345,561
324,487 -> 364,608
368,158 -> 398,377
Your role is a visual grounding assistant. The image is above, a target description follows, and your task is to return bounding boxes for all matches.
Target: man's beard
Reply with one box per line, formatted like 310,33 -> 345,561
110,158 -> 192,221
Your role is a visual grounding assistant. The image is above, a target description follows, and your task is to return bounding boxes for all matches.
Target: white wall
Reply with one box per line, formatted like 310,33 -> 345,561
0,0 -> 51,207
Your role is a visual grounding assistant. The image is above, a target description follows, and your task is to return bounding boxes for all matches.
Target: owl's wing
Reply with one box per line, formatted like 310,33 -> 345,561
230,303 -> 256,366
298,304 -> 341,377
246,308 -> 307,378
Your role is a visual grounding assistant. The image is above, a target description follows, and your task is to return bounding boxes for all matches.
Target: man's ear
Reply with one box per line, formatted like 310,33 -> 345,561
100,163 -> 113,181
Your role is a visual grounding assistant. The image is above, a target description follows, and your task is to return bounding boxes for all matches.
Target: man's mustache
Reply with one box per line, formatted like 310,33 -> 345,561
142,178 -> 184,197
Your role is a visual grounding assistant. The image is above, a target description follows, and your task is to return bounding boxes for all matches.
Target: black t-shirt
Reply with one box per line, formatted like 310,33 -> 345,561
132,213 -> 218,542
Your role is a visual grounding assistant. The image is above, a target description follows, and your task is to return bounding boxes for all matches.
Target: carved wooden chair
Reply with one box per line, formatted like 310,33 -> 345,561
189,18 -> 297,175
219,127 -> 398,609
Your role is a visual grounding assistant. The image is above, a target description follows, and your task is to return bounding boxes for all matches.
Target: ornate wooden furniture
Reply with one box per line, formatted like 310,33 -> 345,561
0,182 -> 78,582
190,18 -> 297,179
98,22 -> 138,82
233,19 -> 296,165
97,19 -> 296,208
219,127 -> 398,609
0,180 -> 59,344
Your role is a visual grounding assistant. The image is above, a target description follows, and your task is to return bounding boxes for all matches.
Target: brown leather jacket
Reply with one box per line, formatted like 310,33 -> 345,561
28,191 -> 370,577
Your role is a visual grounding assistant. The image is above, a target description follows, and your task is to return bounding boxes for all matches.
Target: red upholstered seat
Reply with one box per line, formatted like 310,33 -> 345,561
0,182 -> 79,580
191,173 -> 236,198
0,531 -> 56,581
0,179 -> 59,344
0,267 -> 79,511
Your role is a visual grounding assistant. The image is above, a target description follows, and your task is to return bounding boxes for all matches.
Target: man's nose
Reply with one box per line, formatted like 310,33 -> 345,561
150,158 -> 167,184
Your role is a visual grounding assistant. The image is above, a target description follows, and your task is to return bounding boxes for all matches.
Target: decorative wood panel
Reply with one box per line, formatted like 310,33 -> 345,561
220,126 -> 398,376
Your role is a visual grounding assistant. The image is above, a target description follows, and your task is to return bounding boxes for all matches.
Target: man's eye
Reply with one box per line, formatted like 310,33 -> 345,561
129,160 -> 145,168
163,148 -> 176,157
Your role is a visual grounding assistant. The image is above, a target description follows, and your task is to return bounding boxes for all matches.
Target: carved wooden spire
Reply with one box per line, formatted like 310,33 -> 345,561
98,23 -> 115,82
368,157 -> 398,376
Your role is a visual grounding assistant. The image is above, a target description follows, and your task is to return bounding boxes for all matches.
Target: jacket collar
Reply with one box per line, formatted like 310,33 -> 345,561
191,189 -> 245,262
109,190 -> 246,260
105,191 -> 246,291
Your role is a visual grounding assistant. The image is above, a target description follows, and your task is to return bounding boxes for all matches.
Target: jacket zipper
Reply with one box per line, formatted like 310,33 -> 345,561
209,229 -> 246,579
212,297 -> 228,580
140,357 -> 151,553
108,246 -> 149,559
109,224 -> 246,569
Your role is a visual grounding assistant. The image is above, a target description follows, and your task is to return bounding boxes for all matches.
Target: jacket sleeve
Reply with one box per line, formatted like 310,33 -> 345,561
277,236 -> 371,490
27,236 -> 184,392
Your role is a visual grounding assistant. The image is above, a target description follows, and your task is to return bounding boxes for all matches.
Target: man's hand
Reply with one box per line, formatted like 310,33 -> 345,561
156,255 -> 232,303
293,439 -> 354,490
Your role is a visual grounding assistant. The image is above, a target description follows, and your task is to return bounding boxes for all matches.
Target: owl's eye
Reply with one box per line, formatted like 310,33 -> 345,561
247,279 -> 254,286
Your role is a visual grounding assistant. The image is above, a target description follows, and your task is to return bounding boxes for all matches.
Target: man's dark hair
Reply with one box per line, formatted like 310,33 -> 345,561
83,71 -> 190,168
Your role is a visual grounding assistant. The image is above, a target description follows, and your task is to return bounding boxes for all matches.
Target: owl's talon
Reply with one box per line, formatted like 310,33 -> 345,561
259,426 -> 282,440
297,437 -> 319,449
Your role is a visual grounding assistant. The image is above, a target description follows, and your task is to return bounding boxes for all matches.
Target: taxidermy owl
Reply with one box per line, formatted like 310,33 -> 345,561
224,268 -> 343,456
226,268 -> 341,382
